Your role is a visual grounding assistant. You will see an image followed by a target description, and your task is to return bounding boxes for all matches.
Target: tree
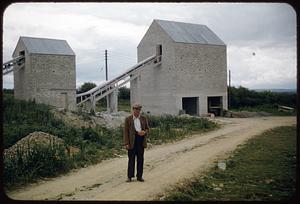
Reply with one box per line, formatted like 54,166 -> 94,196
229,86 -> 296,109
118,86 -> 130,100
77,82 -> 96,94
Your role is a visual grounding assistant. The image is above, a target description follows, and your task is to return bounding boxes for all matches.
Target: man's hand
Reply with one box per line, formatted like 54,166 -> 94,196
137,130 -> 146,136
124,144 -> 130,150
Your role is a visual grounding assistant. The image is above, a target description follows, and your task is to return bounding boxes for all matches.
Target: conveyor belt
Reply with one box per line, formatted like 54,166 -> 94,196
76,55 -> 159,107
3,56 -> 25,75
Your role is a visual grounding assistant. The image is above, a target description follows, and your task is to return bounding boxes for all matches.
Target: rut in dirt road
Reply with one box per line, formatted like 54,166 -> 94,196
6,117 -> 296,201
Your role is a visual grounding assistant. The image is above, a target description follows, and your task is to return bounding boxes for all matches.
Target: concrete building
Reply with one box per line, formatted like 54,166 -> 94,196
13,36 -> 76,110
132,19 -> 227,116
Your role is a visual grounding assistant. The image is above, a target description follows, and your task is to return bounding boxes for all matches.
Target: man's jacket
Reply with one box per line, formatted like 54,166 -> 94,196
123,115 -> 150,149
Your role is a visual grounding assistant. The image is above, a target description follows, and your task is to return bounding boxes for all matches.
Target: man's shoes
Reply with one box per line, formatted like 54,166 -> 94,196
137,177 -> 144,182
126,177 -> 132,182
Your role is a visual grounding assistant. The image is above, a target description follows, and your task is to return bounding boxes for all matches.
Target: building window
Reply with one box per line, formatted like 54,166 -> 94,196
207,96 -> 223,116
155,44 -> 162,62
17,50 -> 25,66
158,44 -> 162,55
19,50 -> 25,56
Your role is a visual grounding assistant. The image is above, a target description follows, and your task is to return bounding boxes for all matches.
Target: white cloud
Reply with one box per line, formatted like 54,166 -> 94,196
3,74 -> 14,89
2,2 -> 297,90
228,43 -> 296,89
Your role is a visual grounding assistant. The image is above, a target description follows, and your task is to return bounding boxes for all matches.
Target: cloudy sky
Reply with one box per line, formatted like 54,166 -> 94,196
2,2 -> 297,90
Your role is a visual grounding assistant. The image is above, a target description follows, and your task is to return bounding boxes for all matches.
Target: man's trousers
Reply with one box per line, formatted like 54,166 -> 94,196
127,134 -> 144,178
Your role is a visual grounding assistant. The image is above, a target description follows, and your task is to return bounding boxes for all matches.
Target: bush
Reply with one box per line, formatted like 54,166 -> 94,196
118,86 -> 130,100
229,86 -> 296,109
3,96 -> 60,148
76,82 -> 96,94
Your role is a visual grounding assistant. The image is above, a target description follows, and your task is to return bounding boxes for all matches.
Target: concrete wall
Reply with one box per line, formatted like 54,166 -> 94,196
13,40 -> 29,100
13,46 -> 76,110
134,21 -> 178,115
174,43 -> 228,115
135,21 -> 228,116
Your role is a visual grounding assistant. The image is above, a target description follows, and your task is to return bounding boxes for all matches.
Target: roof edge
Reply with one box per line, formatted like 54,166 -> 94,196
153,19 -> 226,46
14,36 -> 75,56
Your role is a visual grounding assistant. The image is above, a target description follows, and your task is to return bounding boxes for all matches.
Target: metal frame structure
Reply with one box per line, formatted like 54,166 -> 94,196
3,56 -> 25,75
76,54 -> 160,112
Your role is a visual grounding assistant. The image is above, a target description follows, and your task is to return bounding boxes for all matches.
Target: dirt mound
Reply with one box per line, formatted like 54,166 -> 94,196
51,109 -> 104,128
51,109 -> 130,129
95,111 -> 130,128
4,132 -> 79,159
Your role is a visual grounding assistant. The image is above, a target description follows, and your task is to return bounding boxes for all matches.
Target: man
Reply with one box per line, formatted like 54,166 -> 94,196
124,103 -> 149,182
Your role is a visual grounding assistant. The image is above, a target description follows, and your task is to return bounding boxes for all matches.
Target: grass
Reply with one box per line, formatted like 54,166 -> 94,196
230,104 -> 296,116
3,94 -> 126,189
3,94 -> 218,190
95,98 -> 131,112
147,115 -> 219,145
162,126 -> 296,201
4,141 -> 70,189
118,99 -> 131,112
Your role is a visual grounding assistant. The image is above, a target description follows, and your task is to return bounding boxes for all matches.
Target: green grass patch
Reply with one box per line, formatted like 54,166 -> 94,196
118,98 -> 131,112
163,126 -> 296,201
230,104 -> 296,116
95,98 -> 131,113
148,115 -> 219,145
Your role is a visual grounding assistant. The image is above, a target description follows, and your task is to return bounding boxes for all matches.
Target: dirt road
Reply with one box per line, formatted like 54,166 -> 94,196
6,116 -> 296,201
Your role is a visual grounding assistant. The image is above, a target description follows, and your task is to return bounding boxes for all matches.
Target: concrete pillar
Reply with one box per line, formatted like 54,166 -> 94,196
107,89 -> 118,113
199,96 -> 208,116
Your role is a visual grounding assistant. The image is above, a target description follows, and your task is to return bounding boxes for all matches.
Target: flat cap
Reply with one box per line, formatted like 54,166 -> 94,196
132,103 -> 142,109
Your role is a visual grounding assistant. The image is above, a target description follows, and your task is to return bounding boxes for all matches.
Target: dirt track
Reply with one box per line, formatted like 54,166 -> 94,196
6,116 -> 296,201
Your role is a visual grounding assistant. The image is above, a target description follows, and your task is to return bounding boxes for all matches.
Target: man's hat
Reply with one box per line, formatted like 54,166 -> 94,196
132,103 -> 142,109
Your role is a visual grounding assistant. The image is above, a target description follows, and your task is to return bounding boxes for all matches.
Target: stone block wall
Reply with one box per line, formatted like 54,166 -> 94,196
13,51 -> 76,110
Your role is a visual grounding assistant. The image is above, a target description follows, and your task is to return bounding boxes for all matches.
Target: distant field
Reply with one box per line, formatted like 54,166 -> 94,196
252,89 -> 296,93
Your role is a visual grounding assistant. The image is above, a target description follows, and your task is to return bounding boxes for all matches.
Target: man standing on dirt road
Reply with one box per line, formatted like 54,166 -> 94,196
124,103 -> 149,182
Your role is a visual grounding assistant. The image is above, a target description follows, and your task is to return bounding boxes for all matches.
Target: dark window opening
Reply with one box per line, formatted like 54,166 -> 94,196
155,44 -> 162,63
19,50 -> 25,56
182,97 -> 199,116
17,50 -> 25,66
158,44 -> 162,55
207,96 -> 223,116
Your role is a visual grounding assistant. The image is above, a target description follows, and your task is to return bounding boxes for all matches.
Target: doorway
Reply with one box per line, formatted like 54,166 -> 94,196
207,96 -> 223,116
182,97 -> 199,115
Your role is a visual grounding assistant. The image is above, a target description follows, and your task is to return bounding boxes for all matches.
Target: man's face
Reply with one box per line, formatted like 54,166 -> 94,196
133,108 -> 141,116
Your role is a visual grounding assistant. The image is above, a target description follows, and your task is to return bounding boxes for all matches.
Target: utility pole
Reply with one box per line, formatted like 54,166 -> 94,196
105,50 -> 108,81
105,50 -> 109,112
228,69 -> 231,109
